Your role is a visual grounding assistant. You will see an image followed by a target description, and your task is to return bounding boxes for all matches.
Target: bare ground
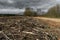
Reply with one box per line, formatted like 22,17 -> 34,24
34,17 -> 60,40
0,16 -> 59,40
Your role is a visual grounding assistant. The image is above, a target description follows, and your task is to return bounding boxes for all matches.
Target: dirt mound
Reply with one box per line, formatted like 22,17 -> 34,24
0,16 -> 58,40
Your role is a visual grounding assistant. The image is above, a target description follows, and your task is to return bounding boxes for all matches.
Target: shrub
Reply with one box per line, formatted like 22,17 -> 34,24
24,7 -> 37,16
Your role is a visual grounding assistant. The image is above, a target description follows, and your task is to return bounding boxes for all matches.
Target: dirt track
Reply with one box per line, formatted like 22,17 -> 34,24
35,17 -> 60,23
35,17 -> 60,28
35,17 -> 60,40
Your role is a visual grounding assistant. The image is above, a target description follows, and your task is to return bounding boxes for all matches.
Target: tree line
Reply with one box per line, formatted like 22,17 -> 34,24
42,4 -> 60,18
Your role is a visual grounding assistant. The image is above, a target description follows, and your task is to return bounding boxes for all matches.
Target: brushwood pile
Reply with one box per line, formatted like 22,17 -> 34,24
0,16 -> 58,40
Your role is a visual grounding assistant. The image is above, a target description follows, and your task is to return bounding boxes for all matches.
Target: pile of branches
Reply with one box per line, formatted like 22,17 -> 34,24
0,16 -> 58,40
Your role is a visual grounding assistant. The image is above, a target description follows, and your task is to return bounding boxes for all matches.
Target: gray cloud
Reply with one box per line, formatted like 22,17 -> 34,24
0,0 -> 57,9
0,0 -> 59,14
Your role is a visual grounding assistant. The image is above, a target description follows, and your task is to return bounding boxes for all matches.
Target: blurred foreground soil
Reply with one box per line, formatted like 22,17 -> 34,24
0,16 -> 59,40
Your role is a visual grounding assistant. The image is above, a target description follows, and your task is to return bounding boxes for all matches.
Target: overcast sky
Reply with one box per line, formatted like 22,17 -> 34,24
0,0 -> 57,9
0,0 -> 60,14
